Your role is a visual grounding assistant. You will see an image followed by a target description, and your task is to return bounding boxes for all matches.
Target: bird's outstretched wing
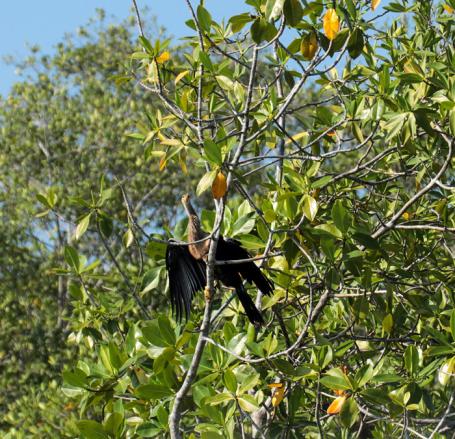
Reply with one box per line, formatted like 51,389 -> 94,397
217,237 -> 274,296
165,243 -> 206,322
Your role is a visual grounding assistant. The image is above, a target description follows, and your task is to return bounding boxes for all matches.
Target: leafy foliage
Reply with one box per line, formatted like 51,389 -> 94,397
2,1 -> 455,438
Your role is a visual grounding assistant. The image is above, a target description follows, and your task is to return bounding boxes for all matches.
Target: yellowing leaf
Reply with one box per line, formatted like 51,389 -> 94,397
334,389 -> 346,396
300,31 -> 318,60
156,51 -> 170,64
327,395 -> 347,414
212,172 -> 227,199
443,4 -> 454,13
323,9 -> 340,41
175,70 -> 189,85
372,0 -> 381,11
269,383 -> 285,407
285,130 -> 308,145
159,156 -> 167,171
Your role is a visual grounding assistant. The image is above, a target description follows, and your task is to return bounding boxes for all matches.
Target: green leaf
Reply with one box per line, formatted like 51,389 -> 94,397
250,18 -> 277,44
216,75 -> 235,92
203,139 -> 222,165
237,394 -> 259,412
347,28 -> 364,59
450,309 -> 455,341
137,422 -> 162,437
64,246 -> 81,273
63,369 -> 87,388
302,195 -> 318,221
75,213 -> 91,240
76,420 -> 108,439
223,369 -> 237,393
320,370 -> 353,391
139,36 -> 155,55
229,13 -> 253,33
354,363 -> 374,388
98,215 -> 113,239
314,223 -> 343,239
340,398 -> 359,428
384,113 -> 407,141
265,0 -> 286,21
237,234 -> 265,250
196,170 -> 218,196
104,412 -> 123,436
283,0 -> 303,26
197,5 -> 212,32
206,392 -> 234,405
450,109 -> 455,136
404,345 -> 420,376
99,344 -> 116,375
231,213 -> 256,236
135,383 -> 174,400
158,315 -> 176,346
331,200 -> 351,233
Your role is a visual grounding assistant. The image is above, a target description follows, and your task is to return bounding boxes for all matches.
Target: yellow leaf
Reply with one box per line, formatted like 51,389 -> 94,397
160,138 -> 183,146
372,0 -> 381,11
156,51 -> 170,64
159,156 -> 167,171
443,4 -> 454,13
323,9 -> 340,41
334,389 -> 346,396
285,130 -> 308,145
175,70 -> 189,85
269,383 -> 285,407
402,212 -> 410,221
300,31 -> 318,60
211,172 -> 227,199
327,395 -> 347,414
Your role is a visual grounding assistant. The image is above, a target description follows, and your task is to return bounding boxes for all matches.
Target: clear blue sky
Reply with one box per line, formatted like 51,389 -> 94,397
0,0 -> 244,96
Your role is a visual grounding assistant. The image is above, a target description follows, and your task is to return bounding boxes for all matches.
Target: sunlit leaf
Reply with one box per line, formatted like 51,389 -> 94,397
323,9 -> 340,41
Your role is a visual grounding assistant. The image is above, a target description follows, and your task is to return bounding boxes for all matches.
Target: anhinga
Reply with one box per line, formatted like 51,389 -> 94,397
165,194 -> 273,325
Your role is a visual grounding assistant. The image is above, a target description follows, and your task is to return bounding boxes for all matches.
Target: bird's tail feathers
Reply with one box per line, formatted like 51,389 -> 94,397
236,285 -> 264,326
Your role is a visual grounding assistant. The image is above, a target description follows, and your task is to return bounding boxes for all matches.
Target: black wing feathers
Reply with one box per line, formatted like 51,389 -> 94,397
165,244 -> 206,322
217,238 -> 274,296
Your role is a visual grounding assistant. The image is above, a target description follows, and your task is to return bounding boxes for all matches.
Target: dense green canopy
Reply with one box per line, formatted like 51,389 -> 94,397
1,1 -> 455,438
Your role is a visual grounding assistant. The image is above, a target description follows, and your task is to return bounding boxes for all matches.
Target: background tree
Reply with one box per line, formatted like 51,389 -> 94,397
0,9 -> 202,437
2,0 -> 455,438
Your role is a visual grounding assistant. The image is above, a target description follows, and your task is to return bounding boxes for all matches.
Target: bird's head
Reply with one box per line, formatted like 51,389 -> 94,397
181,193 -> 197,217
181,193 -> 191,206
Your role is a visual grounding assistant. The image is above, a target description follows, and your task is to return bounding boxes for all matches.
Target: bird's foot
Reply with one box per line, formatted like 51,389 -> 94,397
204,286 -> 212,301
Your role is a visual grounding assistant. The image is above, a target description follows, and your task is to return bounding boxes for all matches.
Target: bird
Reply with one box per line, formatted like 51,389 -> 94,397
165,194 -> 273,325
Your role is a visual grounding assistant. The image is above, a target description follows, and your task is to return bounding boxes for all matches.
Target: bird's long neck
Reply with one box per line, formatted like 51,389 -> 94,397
183,199 -> 209,259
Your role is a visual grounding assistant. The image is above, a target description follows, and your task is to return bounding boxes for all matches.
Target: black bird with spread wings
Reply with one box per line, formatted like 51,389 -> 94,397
165,194 -> 273,325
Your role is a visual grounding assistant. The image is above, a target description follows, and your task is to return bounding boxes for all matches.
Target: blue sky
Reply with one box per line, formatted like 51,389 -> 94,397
0,1 -> 391,96
0,0 -> 244,96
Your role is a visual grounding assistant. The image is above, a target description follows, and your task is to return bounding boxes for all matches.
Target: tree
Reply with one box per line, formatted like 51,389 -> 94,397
0,9 -> 201,437
4,0 -> 455,437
